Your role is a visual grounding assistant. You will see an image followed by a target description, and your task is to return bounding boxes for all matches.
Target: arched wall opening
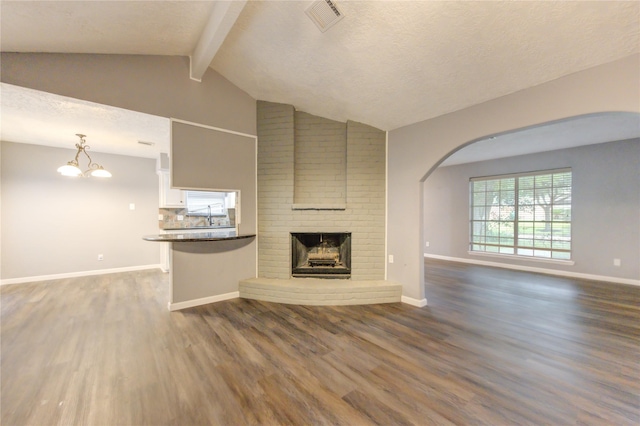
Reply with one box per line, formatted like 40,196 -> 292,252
420,113 -> 640,293
387,54 -> 640,306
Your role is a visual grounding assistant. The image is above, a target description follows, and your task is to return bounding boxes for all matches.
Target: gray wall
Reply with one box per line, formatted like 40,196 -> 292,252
171,120 -> 256,234
1,53 -> 258,293
1,141 -> 159,279
388,54 -> 640,301
0,53 -> 256,135
424,139 -> 640,280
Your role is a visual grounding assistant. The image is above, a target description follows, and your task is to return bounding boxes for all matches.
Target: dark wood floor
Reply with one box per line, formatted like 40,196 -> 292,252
2,259 -> 639,425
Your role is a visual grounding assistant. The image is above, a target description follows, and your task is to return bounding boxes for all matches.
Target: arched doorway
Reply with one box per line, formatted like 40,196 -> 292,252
421,112 -> 640,298
387,55 -> 639,305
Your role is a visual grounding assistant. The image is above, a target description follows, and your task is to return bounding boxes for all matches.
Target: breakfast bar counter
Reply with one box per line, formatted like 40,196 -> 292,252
143,231 -> 256,242
142,228 -> 257,311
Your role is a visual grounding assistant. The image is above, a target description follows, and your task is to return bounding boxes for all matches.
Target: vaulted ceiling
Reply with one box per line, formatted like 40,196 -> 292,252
1,1 -> 639,157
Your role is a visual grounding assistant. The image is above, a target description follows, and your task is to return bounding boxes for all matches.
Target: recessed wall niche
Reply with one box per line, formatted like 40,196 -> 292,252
293,111 -> 347,206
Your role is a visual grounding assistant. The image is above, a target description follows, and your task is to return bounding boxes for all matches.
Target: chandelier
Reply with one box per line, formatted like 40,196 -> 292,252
57,134 -> 112,178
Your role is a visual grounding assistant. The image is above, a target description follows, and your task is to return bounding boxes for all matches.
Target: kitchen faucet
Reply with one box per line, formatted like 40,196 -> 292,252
207,205 -> 212,226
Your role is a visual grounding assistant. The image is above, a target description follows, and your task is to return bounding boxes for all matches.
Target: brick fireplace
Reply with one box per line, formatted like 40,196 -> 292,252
256,101 -> 386,281
258,101 -> 386,280
239,101 -> 400,305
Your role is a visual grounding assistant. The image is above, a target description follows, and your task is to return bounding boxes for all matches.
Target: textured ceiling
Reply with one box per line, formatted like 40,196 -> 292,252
213,0 -> 640,130
0,1 -> 215,55
0,1 -> 639,159
0,83 -> 170,158
441,113 -> 640,167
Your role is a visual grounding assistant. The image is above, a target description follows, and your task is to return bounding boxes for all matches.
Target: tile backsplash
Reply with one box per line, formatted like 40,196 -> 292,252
159,208 -> 235,229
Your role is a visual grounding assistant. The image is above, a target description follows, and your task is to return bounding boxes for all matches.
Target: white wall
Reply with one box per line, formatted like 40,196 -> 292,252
387,54 -> 640,302
423,139 -> 640,281
1,141 -> 159,280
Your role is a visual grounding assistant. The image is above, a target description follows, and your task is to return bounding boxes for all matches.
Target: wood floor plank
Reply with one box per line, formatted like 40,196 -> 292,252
2,262 -> 639,425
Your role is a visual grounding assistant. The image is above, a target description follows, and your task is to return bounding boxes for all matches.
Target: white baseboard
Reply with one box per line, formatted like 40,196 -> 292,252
424,253 -> 640,287
169,291 -> 240,311
401,295 -> 428,307
0,264 -> 162,286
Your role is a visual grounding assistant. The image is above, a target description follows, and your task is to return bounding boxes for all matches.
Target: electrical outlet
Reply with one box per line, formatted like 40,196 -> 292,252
425,241 -> 430,247
177,215 -> 184,221
388,255 -> 394,263
98,254 -> 104,261
129,203 -> 135,210
613,258 -> 621,267
158,214 -> 164,220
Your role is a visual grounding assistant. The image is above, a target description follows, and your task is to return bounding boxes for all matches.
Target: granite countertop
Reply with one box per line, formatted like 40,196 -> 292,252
143,230 -> 256,242
161,226 -> 235,231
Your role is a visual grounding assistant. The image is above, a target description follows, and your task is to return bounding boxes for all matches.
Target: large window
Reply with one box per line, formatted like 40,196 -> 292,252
470,169 -> 572,260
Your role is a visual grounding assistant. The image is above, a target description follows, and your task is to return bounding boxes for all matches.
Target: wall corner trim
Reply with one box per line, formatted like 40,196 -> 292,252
169,291 -> 240,311
188,56 -> 203,82
401,295 -> 428,307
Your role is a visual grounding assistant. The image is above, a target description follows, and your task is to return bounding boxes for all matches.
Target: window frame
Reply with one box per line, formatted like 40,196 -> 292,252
469,168 -> 572,261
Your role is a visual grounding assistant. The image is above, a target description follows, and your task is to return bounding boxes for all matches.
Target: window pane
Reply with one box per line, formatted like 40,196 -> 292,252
553,187 -> 571,203
518,189 -> 534,204
501,178 -> 515,191
486,235 -> 499,245
473,192 -> 486,205
535,174 -> 552,188
518,221 -> 533,236
552,241 -> 571,250
553,172 -> 571,187
534,207 -> 548,221
534,239 -> 551,249
534,249 -> 552,258
486,180 -> 500,192
518,238 -> 533,248
499,206 -> 514,219
472,206 -> 488,219
500,222 -> 514,237
553,205 -> 571,221
518,205 -> 534,220
470,169 -> 571,261
517,248 -> 534,256
500,190 -> 515,205
473,181 -> 486,192
472,221 -> 486,235
552,223 -> 571,238
487,221 -> 500,237
519,176 -> 534,189
534,187 -> 552,205
500,237 -> 514,246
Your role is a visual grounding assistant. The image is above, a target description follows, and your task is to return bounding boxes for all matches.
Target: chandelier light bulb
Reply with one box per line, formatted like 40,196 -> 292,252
90,167 -> 112,178
57,163 -> 82,177
57,134 -> 112,178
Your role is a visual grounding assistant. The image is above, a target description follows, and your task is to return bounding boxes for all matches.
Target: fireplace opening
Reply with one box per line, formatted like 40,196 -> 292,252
291,232 -> 351,278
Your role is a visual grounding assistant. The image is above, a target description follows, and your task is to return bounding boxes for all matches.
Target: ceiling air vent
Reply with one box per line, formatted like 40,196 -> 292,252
305,0 -> 344,33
